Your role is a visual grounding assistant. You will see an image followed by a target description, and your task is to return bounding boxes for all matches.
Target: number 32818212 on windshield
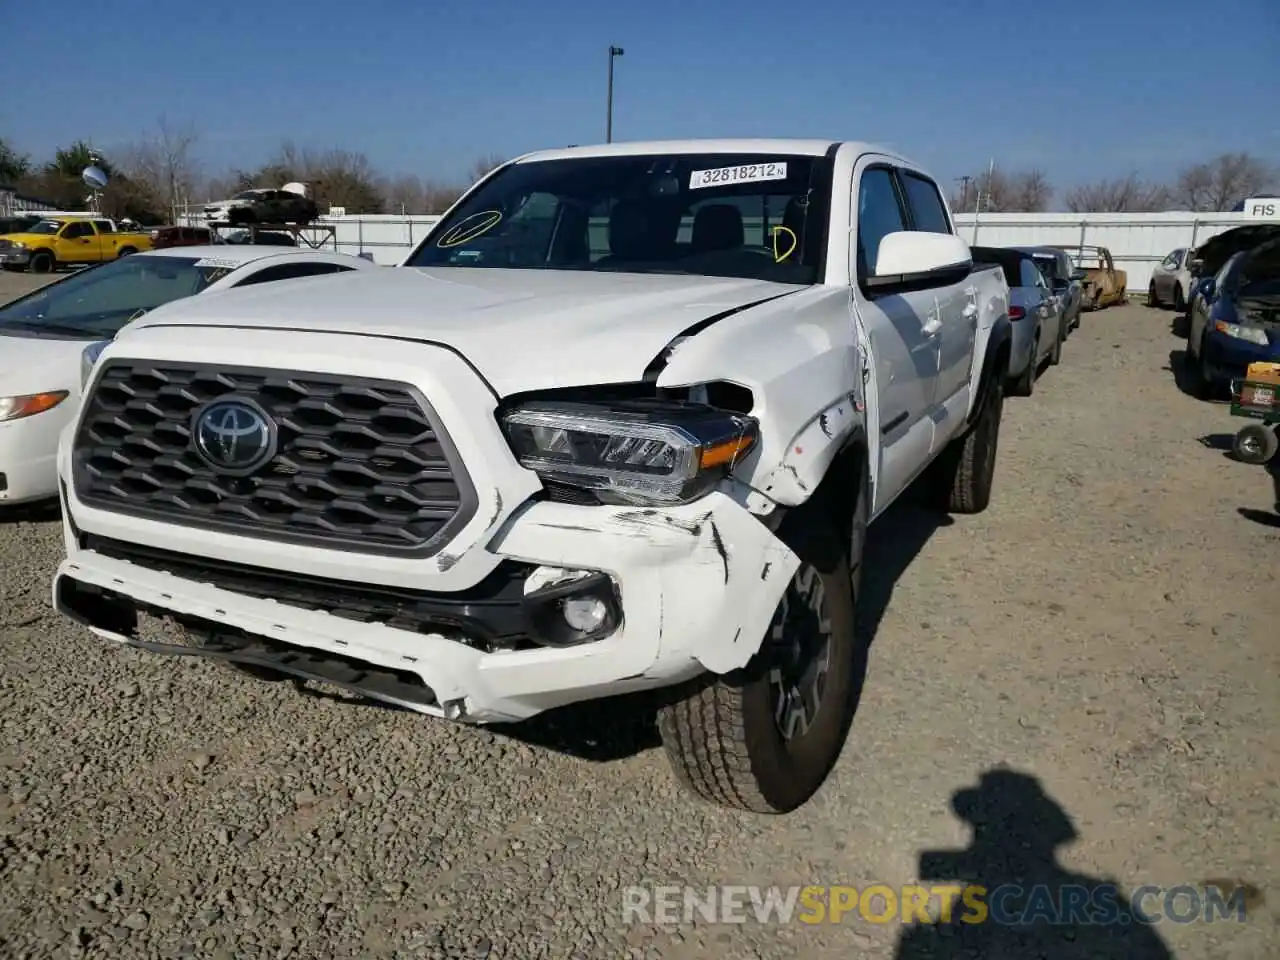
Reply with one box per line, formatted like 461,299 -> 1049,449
689,162 -> 789,189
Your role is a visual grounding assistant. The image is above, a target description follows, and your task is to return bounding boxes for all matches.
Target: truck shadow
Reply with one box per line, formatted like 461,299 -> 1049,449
491,497 -> 950,763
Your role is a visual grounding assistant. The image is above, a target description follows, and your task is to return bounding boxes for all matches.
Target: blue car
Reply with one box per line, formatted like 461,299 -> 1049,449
1185,232 -> 1280,399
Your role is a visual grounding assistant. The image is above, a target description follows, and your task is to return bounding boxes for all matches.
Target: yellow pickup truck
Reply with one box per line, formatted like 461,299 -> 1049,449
0,216 -> 155,273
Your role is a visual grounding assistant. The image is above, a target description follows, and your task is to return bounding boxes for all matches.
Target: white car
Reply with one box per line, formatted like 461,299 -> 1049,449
0,246 -> 375,507
53,139 -> 1012,814
1147,247 -> 1193,311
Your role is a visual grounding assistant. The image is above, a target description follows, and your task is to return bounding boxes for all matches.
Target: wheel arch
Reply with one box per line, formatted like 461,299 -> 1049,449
971,316 -> 1012,424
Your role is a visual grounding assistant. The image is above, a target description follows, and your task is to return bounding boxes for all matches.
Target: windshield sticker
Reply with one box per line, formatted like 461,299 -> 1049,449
690,162 -> 788,190
201,267 -> 233,284
771,225 -> 798,263
436,210 -> 503,248
193,257 -> 243,269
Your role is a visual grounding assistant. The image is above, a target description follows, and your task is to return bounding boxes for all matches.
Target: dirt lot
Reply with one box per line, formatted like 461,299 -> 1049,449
0,273 -> 1276,960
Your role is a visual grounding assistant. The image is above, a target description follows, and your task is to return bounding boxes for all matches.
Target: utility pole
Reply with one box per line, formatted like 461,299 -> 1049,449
606,45 -> 624,143
956,175 -> 973,213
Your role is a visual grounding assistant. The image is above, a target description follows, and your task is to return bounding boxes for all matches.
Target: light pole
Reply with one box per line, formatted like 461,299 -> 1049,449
606,45 -> 624,143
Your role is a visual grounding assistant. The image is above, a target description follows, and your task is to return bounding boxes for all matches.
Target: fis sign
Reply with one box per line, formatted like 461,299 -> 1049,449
1241,197 -> 1278,218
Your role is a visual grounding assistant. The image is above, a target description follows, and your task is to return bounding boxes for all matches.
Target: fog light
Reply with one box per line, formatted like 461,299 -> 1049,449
521,566 -> 621,647
562,596 -> 608,633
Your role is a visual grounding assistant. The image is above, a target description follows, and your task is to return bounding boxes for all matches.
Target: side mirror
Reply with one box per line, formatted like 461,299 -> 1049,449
1069,268 -> 1087,281
358,251 -> 375,262
866,232 -> 972,294
1188,258 -> 1204,276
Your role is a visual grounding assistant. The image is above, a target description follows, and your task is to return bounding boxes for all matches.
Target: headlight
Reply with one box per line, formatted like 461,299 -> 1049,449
0,392 -> 69,423
9,241 -> 25,250
1215,321 -> 1269,346
80,340 -> 110,390
501,400 -> 758,506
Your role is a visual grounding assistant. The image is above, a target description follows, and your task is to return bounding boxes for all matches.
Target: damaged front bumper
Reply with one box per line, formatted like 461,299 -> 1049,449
54,491 -> 799,723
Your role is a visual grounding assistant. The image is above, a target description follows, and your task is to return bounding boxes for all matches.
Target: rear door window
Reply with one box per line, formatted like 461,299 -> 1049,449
899,171 -> 952,235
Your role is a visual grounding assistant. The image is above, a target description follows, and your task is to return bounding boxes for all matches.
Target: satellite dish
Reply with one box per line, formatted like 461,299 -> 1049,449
82,165 -> 109,190
282,181 -> 308,197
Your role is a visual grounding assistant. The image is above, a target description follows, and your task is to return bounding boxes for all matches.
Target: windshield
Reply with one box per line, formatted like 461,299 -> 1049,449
0,255 -> 231,338
405,152 -> 835,285
233,191 -> 261,201
25,220 -> 63,235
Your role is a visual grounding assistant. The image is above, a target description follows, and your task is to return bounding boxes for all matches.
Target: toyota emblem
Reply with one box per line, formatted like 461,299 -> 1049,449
192,398 -> 277,475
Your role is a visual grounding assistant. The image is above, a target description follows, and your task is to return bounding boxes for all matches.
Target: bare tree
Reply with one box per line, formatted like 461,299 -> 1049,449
466,153 -> 507,184
118,118 -> 201,221
248,142 -> 384,213
1063,173 -> 1172,213
1171,152 -> 1277,211
951,166 -> 1053,213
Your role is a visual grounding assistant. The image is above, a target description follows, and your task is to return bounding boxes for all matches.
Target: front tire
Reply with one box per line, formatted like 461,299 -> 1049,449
1049,317 -> 1064,366
658,467 -> 866,814
1009,335 -> 1038,397
28,250 -> 54,274
1147,283 -> 1159,308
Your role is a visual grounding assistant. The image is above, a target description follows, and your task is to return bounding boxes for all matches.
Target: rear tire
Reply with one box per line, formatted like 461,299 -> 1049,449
117,246 -> 136,257
658,464 -> 867,814
927,374 -> 1004,514
1233,424 -> 1278,465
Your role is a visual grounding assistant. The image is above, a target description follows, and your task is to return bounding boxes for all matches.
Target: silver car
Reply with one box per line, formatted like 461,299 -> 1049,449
972,246 -> 1067,397
1147,247 -> 1192,311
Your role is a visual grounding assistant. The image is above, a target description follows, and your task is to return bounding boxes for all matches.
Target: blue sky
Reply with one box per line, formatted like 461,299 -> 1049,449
4,0 -> 1277,197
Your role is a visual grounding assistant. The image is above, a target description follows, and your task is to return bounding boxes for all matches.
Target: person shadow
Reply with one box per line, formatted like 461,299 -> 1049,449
895,769 -> 1174,959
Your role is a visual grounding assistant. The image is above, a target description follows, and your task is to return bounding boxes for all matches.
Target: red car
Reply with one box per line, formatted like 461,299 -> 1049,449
149,225 -> 212,249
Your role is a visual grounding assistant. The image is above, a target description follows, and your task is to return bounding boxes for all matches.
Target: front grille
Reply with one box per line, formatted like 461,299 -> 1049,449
0,239 -> 11,250
72,361 -> 477,556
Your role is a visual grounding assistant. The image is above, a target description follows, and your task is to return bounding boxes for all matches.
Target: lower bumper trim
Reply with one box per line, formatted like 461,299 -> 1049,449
56,575 -> 441,714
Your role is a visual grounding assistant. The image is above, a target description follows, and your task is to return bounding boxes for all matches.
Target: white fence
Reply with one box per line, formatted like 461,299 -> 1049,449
177,208 -> 1280,285
952,212 -> 1279,292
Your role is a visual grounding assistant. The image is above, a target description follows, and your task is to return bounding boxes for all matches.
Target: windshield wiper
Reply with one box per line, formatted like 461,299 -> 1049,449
0,319 -> 99,337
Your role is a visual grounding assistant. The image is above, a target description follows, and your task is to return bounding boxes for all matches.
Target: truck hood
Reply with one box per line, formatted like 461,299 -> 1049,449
126,267 -> 803,396
0,232 -> 53,246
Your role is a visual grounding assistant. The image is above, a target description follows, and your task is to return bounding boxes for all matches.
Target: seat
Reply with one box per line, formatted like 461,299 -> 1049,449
691,204 -> 744,254
596,199 -> 653,265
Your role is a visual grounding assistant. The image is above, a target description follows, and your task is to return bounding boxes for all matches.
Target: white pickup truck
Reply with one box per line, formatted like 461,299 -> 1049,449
54,139 -> 1011,814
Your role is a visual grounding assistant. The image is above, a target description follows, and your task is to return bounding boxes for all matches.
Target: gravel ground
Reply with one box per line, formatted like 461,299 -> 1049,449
1,270 -> 1277,959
